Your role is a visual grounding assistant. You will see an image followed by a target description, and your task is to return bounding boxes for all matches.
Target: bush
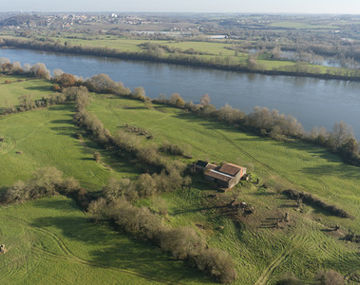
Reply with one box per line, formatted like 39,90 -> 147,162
316,270 -> 344,285
160,227 -> 205,259
85,74 -> 131,95
276,276 -> 303,285
30,63 -> 51,80
169,93 -> 185,108
132,87 -> 147,101
3,167 -> 64,203
2,167 -> 88,206
54,73 -> 78,87
159,142 -> 185,156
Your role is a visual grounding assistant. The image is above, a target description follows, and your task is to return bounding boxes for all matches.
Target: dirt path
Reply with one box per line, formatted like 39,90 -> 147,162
254,234 -> 307,285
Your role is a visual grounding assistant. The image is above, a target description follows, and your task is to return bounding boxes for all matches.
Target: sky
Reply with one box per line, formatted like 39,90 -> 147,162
2,0 -> 360,14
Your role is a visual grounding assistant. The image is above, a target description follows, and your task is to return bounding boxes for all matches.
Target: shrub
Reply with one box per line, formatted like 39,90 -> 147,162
316,270 -> 344,285
30,63 -> 51,80
159,142 -> 185,156
55,73 -> 77,87
85,74 -> 131,95
132,87 -> 146,101
169,93 -> 185,108
276,275 -> 303,285
93,152 -> 101,162
161,227 -> 205,259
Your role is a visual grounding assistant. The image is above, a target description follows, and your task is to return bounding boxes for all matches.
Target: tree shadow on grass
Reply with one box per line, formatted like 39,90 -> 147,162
25,85 -> 52,92
48,104 -> 75,112
122,106 -> 148,110
30,213 -> 212,284
50,126 -> 78,137
47,107 -> 142,177
301,164 -> 360,180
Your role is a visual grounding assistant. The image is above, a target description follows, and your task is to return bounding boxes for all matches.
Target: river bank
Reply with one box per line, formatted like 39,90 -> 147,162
2,37 -> 360,82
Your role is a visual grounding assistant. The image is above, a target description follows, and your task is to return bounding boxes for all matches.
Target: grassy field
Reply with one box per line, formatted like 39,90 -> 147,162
88,94 -> 360,283
1,78 -> 360,284
0,196 -> 208,285
0,74 -> 55,113
0,104 -> 141,190
268,21 -> 338,30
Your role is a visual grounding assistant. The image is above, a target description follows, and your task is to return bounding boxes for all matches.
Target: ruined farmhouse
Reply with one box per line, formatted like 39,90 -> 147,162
195,160 -> 247,189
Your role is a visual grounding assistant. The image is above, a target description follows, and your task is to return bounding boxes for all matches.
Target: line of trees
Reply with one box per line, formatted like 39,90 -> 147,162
4,37 -> 360,81
0,58 -> 51,79
89,197 -> 237,283
153,93 -> 360,166
71,86 -> 191,190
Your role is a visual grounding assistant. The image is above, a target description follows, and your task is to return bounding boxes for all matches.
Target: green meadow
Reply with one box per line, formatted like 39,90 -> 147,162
0,196 -> 207,285
0,75 -> 55,113
0,78 -> 360,284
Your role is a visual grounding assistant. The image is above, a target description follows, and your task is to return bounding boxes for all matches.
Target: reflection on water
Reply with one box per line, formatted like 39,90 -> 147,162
1,47 -> 360,137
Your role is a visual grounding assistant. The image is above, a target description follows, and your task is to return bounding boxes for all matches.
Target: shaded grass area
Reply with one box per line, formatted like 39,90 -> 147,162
0,196 -> 209,284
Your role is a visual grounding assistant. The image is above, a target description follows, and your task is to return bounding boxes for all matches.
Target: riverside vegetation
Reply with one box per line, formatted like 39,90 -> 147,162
0,59 -> 360,284
4,36 -> 360,82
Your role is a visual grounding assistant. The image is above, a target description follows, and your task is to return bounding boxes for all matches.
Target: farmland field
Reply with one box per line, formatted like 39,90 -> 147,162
1,77 -> 360,284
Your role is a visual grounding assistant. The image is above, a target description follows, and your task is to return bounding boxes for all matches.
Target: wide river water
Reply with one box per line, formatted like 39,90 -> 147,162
1,47 -> 360,137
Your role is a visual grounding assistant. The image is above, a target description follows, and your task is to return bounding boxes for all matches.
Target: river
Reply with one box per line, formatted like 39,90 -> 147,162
1,47 -> 360,137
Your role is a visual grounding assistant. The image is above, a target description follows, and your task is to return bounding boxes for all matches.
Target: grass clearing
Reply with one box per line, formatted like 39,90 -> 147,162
0,104 -> 139,190
0,74 -> 54,113
0,196 -> 208,284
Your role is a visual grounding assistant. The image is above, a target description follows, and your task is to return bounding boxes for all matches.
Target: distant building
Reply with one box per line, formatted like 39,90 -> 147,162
195,161 -> 247,189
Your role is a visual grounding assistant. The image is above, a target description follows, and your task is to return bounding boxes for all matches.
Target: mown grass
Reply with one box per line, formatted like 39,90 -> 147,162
88,94 -> 360,283
0,196 -> 209,285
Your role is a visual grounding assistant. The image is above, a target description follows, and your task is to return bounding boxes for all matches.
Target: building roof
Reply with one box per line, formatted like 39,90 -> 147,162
219,163 -> 244,176
205,163 -> 217,170
205,169 -> 233,183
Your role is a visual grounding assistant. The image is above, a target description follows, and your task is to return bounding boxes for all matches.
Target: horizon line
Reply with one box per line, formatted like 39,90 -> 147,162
1,11 -> 360,16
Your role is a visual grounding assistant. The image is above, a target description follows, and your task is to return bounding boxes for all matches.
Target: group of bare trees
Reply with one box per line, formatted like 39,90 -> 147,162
0,58 -> 51,79
153,92 -> 360,166
2,167 -> 88,207
89,197 -> 237,283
